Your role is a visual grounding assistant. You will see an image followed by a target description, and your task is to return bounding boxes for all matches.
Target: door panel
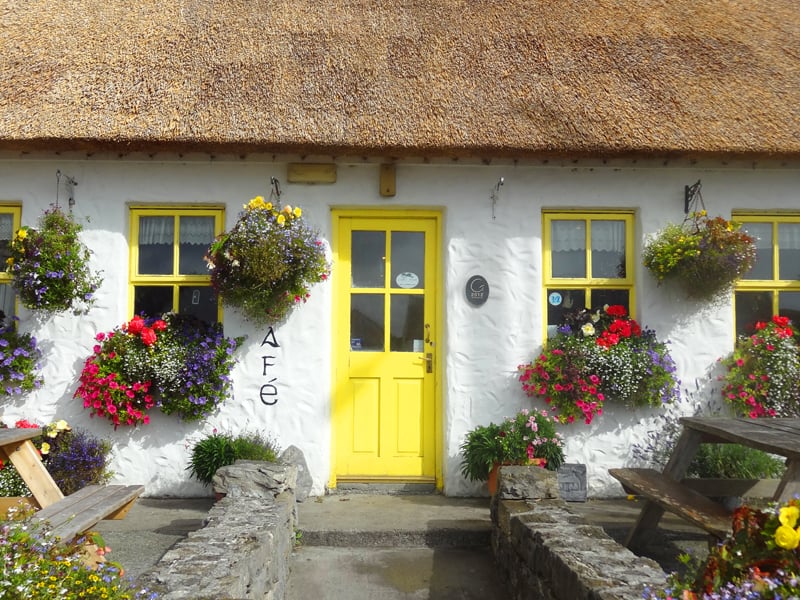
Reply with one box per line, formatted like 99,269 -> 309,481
334,214 -> 438,481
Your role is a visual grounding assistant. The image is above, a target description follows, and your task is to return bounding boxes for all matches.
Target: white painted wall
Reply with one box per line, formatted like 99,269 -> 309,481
0,156 -> 797,498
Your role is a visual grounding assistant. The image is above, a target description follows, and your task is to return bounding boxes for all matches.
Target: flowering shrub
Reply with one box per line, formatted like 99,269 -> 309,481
0,313 -> 42,397
75,314 -> 244,428
643,498 -> 800,599
7,205 -> 102,314
0,419 -> 112,497
643,211 -> 757,302
205,196 -> 330,324
719,315 -> 800,418
519,305 -> 679,425
459,408 -> 565,481
0,504 -> 158,599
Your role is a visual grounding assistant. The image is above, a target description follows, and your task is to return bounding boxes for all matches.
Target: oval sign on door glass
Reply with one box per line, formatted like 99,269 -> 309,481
396,272 -> 420,289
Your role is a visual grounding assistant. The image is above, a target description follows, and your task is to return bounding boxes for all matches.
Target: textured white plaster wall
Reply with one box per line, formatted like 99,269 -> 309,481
0,157 -> 797,498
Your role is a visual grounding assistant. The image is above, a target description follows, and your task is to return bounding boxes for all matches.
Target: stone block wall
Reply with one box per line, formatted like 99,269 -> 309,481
139,461 -> 297,600
491,467 -> 667,600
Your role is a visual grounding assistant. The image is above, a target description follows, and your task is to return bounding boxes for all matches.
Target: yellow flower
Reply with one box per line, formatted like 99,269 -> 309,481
293,206 -> 302,218
55,419 -> 69,431
15,228 -> 27,240
780,505 -> 800,528
265,202 -> 273,211
775,524 -> 800,550
276,214 -> 286,226
282,204 -> 293,215
5,257 -> 12,266
246,196 -> 266,210
40,442 -> 50,455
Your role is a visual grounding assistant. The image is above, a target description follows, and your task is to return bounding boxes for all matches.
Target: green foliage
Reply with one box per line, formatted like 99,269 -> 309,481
8,205 -> 103,314
459,409 -> 564,482
719,314 -> 800,418
643,211 -> 757,302
188,431 -> 280,486
0,504 -> 157,599
205,196 -> 330,324
688,443 -> 785,480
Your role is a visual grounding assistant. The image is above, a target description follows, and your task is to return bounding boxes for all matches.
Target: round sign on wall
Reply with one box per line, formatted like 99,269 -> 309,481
465,275 -> 489,306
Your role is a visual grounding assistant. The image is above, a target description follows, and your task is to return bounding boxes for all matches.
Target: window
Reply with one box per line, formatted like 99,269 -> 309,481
542,211 -> 635,337
130,206 -> 224,323
0,205 -> 21,318
734,214 -> 800,336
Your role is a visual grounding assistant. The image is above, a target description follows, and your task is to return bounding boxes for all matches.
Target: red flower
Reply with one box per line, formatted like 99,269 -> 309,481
605,305 -> 627,318
140,327 -> 157,347
152,320 -> 167,331
126,316 -> 145,335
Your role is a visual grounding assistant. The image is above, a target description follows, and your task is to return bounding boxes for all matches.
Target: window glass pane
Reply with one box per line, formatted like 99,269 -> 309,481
0,283 -> 14,319
735,291 -> 772,337
390,295 -> 424,352
778,223 -> 800,281
590,289 -> 630,314
741,222 -> 773,280
778,291 -> 800,330
551,220 -> 586,278
391,232 -> 425,289
134,286 -> 173,317
178,286 -> 218,324
351,231 -> 385,288
0,214 -> 14,265
138,216 -> 174,275
350,294 -> 384,351
591,220 -> 626,278
546,288 -> 586,337
179,216 -> 215,275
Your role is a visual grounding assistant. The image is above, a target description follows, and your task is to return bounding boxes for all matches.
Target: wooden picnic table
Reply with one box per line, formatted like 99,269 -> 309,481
610,417 -> 800,550
0,427 -> 64,509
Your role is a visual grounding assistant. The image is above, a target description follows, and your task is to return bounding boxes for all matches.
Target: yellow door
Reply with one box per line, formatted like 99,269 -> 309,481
333,211 -> 439,484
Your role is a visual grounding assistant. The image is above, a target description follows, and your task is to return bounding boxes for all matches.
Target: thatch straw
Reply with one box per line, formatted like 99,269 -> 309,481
0,0 -> 798,159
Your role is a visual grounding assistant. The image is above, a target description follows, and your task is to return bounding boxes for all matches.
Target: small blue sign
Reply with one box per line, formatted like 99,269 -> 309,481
548,292 -> 563,306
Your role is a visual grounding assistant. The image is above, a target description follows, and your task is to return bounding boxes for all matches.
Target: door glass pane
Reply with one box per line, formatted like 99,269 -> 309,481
741,222 -> 773,280
138,216 -> 174,275
134,286 -> 173,317
591,220 -> 626,279
551,220 -> 585,278
179,216 -> 215,275
390,295 -> 424,352
0,214 -> 14,265
391,232 -> 425,289
351,231 -> 385,288
778,291 -> 800,330
350,294 -> 384,351
778,223 -> 800,280
0,283 -> 14,319
735,291 -> 772,336
546,288 -> 586,337
179,286 -> 219,324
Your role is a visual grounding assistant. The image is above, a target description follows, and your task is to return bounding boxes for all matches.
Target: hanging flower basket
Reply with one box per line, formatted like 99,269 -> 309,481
518,305 -> 679,425
7,205 -> 102,314
205,196 -> 330,325
642,211 -> 756,302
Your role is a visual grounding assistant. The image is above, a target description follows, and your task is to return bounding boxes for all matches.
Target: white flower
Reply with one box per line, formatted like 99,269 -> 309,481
581,323 -> 595,337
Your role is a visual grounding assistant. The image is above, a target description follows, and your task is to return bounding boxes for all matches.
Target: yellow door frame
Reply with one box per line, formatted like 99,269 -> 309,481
329,208 -> 443,491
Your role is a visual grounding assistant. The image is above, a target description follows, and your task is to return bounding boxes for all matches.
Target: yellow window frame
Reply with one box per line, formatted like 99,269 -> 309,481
542,211 -> 636,335
733,212 -> 800,328
129,205 -> 224,319
0,203 -> 21,285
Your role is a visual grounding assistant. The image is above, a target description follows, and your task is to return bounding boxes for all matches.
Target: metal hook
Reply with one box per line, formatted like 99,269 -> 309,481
270,177 -> 282,201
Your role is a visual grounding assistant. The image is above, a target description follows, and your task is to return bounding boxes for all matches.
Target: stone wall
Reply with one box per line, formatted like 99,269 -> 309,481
139,461 -> 298,600
491,466 -> 666,600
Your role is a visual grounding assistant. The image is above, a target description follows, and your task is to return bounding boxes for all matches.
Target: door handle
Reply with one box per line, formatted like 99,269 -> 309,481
425,353 -> 433,373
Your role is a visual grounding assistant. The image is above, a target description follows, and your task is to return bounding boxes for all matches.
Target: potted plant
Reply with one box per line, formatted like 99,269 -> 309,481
205,196 -> 330,325
459,408 -> 565,494
519,305 -> 679,425
75,313 -> 244,428
7,205 -> 102,314
188,430 -> 280,488
642,210 -> 757,302
719,314 -> 800,418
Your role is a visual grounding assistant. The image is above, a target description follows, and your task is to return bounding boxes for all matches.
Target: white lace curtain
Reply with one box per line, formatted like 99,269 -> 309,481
139,216 -> 215,245
551,220 -> 626,253
742,222 -> 800,251
0,214 -> 14,240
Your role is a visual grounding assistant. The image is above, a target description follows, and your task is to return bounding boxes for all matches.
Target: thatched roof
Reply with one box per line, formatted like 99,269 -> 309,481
1,1 -> 798,160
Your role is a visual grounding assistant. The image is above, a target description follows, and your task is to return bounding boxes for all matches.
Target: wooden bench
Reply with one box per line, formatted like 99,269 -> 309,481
31,484 -> 145,544
609,468 -> 732,543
